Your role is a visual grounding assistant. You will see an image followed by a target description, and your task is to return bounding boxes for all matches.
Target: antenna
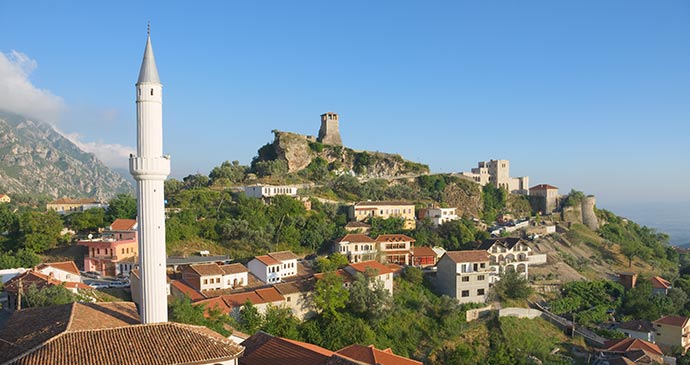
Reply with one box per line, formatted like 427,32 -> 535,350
147,21 -> 150,36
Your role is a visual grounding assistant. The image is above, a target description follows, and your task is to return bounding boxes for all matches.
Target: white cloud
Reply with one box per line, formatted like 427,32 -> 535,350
62,131 -> 135,170
0,50 -> 64,122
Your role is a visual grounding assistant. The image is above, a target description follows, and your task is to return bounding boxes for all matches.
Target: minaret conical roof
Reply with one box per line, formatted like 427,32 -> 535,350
137,34 -> 160,84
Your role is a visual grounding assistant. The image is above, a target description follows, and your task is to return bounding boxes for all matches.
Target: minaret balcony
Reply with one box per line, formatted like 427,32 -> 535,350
129,156 -> 170,180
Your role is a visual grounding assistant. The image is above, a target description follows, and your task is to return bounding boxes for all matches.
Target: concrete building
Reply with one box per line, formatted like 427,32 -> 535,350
317,111 -> 342,146
424,207 -> 459,226
478,237 -> 534,283
0,194 -> 10,203
46,198 -> 108,215
34,261 -> 82,283
335,234 -> 378,263
436,250 -> 491,304
129,29 -> 170,324
78,219 -> 139,277
615,320 -> 655,342
460,159 -> 529,194
653,315 -> 690,352
375,234 -> 415,266
181,263 -> 249,292
651,276 -> 672,296
529,184 -> 560,214
247,251 -> 299,284
244,184 -> 298,199
343,261 -> 394,295
349,201 -> 416,230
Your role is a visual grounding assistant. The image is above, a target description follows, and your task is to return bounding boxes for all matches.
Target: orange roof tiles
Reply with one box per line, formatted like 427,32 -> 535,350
221,263 -> 249,274
170,280 -> 205,301
268,251 -> 299,261
354,201 -> 414,207
48,197 -> 101,205
529,184 -> 558,190
222,291 -> 265,307
344,221 -> 371,228
255,287 -> 285,303
412,246 -> 437,257
602,337 -> 664,356
653,315 -> 689,328
443,250 -> 490,263
375,234 -> 416,243
650,276 -> 672,289
188,263 -> 225,276
194,296 -> 232,316
255,255 -> 281,266
36,261 -> 80,276
346,261 -> 394,275
336,344 -> 422,365
337,234 -> 376,243
109,218 -> 137,231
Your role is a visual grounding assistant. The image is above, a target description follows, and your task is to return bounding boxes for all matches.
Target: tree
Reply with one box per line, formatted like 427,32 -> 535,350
22,283 -> 77,308
182,174 -> 210,189
482,184 -> 507,223
66,208 -> 105,232
620,241 -> 645,268
164,178 -> 184,197
19,210 -> 63,252
492,270 -> 532,301
0,204 -> 18,235
313,272 -> 349,318
169,297 -> 232,336
209,160 -> 247,184
262,305 -> 300,339
402,266 -> 424,285
106,194 -> 137,222
238,300 -> 263,334
347,270 -> 391,319
315,253 -> 349,273
370,217 -> 405,236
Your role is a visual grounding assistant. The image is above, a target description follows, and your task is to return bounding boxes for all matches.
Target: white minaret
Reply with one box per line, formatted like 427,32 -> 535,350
130,27 -> 170,324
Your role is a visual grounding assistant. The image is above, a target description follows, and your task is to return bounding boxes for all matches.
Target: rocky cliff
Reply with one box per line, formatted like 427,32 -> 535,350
0,111 -> 133,200
266,130 -> 430,177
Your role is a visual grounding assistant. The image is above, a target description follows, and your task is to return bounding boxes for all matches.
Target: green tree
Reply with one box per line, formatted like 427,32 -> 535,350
315,253 -> 349,273
370,217 -> 405,236
182,174 -> 210,189
169,297 -> 231,336
347,270 -> 391,319
239,300 -> 263,334
313,272 -> 349,318
106,194 -> 137,222
66,208 -> 106,232
492,270 -> 533,301
164,178 -> 184,198
19,210 -> 63,252
0,204 -> 18,235
209,160 -> 247,184
482,184 -> 507,223
262,305 -> 300,339
22,283 -> 77,308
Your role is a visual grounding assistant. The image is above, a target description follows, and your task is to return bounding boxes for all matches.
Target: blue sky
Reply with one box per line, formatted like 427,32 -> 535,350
0,1 -> 689,207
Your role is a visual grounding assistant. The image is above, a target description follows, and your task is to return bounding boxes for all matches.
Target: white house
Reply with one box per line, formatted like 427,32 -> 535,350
478,237 -> 535,284
247,251 -> 299,284
334,234 -> 378,263
34,261 -> 82,283
424,207 -> 459,226
343,261 -> 394,295
244,185 -> 298,199
181,263 -> 249,292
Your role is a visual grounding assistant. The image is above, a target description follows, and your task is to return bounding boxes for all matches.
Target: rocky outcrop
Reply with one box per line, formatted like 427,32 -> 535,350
441,180 -> 482,218
0,111 -> 133,200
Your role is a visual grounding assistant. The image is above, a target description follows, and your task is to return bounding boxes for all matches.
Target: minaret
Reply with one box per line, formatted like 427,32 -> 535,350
129,27 -> 170,324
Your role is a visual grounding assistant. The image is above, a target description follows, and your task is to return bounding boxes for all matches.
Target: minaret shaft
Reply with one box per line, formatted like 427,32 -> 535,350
130,34 -> 170,324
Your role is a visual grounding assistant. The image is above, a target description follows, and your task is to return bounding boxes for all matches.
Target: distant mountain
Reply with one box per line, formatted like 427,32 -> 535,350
0,110 -> 133,200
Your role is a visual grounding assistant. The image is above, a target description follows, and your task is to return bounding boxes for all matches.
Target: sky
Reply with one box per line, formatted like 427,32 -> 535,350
0,1 -> 689,208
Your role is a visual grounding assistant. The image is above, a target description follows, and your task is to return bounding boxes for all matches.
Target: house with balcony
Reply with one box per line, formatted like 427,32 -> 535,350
247,251 -> 299,284
423,207 -> 459,226
478,237 -> 534,284
412,246 -> 437,268
653,315 -> 690,353
375,234 -> 415,266
78,219 -> 138,277
436,250 -> 491,304
349,201 -> 416,230
335,234 -> 378,263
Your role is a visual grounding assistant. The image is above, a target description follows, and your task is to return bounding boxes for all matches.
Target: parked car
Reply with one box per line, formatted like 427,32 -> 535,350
88,282 -> 109,289
108,281 -> 130,288
82,271 -> 102,279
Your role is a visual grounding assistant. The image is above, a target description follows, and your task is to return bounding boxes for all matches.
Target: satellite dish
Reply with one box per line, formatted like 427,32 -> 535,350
88,233 -> 93,239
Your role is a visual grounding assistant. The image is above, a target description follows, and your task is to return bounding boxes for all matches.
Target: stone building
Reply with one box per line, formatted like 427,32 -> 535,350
317,112 -> 342,146
529,184 -> 560,214
460,159 -> 529,194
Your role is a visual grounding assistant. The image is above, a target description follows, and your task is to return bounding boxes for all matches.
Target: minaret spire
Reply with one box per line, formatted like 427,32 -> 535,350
130,28 -> 170,324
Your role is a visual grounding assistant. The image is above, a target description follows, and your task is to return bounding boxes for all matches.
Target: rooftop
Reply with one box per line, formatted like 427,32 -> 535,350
375,234 -> 416,243
337,234 -> 376,243
443,250 -> 490,264
653,315 -> 689,328
35,261 -> 80,276
336,344 -> 422,365
650,276 -> 672,289
529,184 -> 558,190
109,218 -> 137,231
354,201 -> 414,207
601,337 -> 663,357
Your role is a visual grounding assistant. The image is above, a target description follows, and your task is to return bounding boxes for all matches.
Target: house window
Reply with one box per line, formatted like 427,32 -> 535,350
461,276 -> 469,282
216,278 -> 220,283
203,279 -> 208,284
478,275 -> 485,281
478,289 -> 485,296
480,263 -> 486,268
287,296 -> 291,302
461,290 -> 470,297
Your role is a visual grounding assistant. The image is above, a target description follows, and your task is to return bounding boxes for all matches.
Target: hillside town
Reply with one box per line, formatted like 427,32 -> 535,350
0,17 -> 688,365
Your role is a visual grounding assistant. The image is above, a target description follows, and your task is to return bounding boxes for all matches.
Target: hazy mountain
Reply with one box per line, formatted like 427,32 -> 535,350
0,110 -> 133,200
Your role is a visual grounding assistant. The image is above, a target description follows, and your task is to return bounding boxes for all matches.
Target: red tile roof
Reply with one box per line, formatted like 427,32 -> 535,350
375,234 -> 416,243
336,344 -> 422,365
222,292 -> 266,307
0,302 -> 244,365
344,221 -> 371,228
109,218 -> 137,231
601,338 -> 664,356
36,261 -> 80,276
255,255 -> 281,266
170,280 -> 205,301
337,234 -> 376,243
48,198 -> 101,205
354,201 -> 414,207
221,263 -> 249,274
346,261 -> 394,275
3,271 -> 79,293
529,184 -> 558,190
188,263 -> 225,276
653,315 -> 689,328
268,251 -> 299,261
194,296 -> 232,316
240,332 -> 364,365
412,246 -> 437,257
443,250 -> 490,263
255,287 -> 285,303
650,276 -> 671,289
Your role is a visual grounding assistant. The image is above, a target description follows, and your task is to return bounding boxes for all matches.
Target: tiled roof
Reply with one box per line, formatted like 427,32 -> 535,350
188,263 -> 225,276
109,218 -> 137,231
274,279 -> 315,295
222,292 -> 266,307
606,357 -> 636,365
412,246 -> 437,257
4,271 -> 64,293
255,287 -> 285,303
354,201 -> 414,207
601,338 -> 664,356
170,280 -> 205,301
529,184 -> 558,190
35,261 -> 80,276
48,198 -> 101,205
268,251 -> 299,262
346,261 -> 394,275
375,234 -> 416,243
443,250 -> 490,263
194,296 -> 232,316
650,276 -> 671,289
0,302 -> 242,365
0,194 -> 8,198
337,234 -> 376,243
617,320 -> 654,333
221,263 -> 249,274
255,255 -> 281,266
240,332 -> 363,365
653,315 -> 689,328
336,344 -> 422,365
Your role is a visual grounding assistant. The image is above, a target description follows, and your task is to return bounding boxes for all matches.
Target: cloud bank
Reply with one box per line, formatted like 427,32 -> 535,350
0,50 -> 135,170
